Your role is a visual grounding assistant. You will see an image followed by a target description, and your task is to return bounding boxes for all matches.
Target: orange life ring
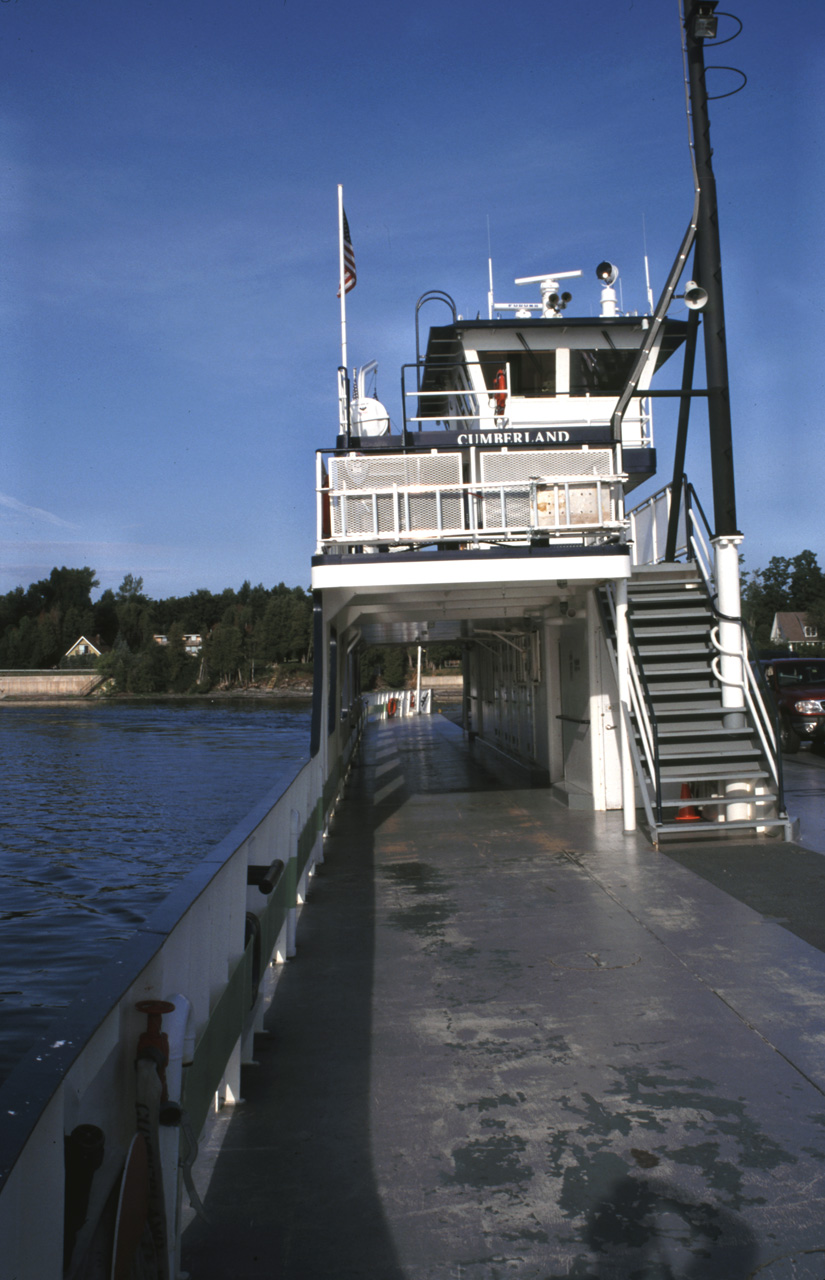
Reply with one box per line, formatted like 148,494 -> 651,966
493,368 -> 507,416
386,698 -> 398,718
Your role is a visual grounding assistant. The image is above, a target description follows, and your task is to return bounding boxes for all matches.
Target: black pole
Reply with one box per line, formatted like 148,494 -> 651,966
664,305 -> 701,560
684,1 -> 739,538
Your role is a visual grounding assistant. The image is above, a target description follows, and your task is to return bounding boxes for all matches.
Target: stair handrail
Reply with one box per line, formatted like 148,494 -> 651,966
708,628 -> 787,812
683,484 -> 787,814
596,587 -> 657,831
625,611 -> 665,825
683,483 -> 714,591
598,585 -> 663,829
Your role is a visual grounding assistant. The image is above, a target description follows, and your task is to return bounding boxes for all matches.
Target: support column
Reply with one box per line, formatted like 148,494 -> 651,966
416,644 -> 423,715
714,534 -> 745,724
713,533 -> 752,821
616,580 -> 636,833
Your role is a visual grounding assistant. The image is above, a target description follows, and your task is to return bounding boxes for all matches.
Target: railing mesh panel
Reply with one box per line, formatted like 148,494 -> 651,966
479,449 -> 613,482
329,454 -> 464,537
479,449 -> 614,529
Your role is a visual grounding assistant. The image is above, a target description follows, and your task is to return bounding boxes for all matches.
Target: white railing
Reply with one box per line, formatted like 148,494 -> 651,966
628,481 -> 688,565
599,584 -> 659,831
406,401 -> 647,436
0,717 -> 362,1279
318,465 -> 628,549
628,479 -> 715,581
710,627 -> 780,787
402,361 -> 652,444
368,688 -> 432,716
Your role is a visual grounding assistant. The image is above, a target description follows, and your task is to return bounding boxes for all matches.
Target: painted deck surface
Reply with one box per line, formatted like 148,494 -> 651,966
182,715 -> 825,1279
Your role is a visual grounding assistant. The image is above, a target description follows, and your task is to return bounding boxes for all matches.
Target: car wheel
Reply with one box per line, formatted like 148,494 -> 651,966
780,717 -> 800,754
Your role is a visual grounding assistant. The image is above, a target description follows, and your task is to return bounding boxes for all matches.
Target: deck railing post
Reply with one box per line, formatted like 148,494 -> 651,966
286,808 -> 299,958
616,578 -> 636,833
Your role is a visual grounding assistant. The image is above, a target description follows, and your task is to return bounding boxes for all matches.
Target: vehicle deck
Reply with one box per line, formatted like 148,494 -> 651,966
182,713 -> 825,1279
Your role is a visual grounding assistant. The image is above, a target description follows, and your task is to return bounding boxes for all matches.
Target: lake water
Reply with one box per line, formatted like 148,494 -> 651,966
0,699 -> 311,1084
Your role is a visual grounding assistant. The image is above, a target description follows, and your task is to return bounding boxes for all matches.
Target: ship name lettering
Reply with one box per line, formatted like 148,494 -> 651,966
456,428 -> 571,445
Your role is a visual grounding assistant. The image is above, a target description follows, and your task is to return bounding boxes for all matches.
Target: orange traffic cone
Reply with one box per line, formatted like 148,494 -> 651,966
675,783 -> 702,821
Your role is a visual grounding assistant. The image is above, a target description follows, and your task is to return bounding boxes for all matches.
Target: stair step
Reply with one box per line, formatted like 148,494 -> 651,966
627,587 -> 705,602
647,701 -> 726,711
655,763 -> 770,780
655,747 -> 763,762
636,647 -> 711,660
652,732 -> 757,742
659,792 -> 777,809
655,816 -> 791,839
645,680 -> 717,693
631,593 -> 706,604
632,624 -> 712,637
650,702 -> 722,713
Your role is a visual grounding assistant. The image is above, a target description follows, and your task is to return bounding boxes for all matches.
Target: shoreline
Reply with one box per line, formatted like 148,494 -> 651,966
1,684 -> 463,707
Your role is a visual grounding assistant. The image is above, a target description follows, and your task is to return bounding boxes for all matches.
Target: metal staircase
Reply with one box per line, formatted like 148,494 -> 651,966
601,562 -> 794,845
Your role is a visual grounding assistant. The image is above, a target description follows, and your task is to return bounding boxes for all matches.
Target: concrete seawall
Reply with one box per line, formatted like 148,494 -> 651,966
0,670 -> 103,698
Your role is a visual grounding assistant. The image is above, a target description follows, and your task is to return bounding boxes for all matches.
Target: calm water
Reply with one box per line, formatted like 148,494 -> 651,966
0,699 -> 311,1084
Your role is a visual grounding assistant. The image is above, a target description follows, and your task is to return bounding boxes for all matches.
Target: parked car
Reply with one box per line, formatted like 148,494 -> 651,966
761,657 -> 825,753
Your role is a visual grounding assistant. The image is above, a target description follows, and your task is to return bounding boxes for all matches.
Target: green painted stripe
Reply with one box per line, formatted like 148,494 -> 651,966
182,729 -> 365,1139
182,944 -> 254,1137
258,870 -> 291,961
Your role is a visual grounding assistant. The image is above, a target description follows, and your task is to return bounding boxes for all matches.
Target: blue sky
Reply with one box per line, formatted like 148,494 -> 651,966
1,0 -> 823,599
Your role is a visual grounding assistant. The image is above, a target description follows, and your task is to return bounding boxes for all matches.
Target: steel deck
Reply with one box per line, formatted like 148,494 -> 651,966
182,714 -> 825,1279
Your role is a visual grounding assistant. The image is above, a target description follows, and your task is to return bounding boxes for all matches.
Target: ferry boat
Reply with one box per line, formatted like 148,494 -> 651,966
313,252 -> 789,844
4,4 -> 821,1277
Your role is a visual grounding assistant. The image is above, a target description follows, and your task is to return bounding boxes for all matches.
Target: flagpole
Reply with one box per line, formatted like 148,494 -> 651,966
337,184 -> 348,369
337,185 -> 348,436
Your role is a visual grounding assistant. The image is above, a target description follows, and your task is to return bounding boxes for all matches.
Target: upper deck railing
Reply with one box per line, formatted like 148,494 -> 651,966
317,444 -> 628,552
400,360 -> 652,442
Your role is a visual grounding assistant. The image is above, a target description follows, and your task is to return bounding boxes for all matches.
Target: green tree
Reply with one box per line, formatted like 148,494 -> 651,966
96,639 -> 134,693
166,622 -> 198,691
205,622 -> 243,684
381,647 -> 407,688
128,641 -> 169,694
789,550 -> 825,612
116,573 -> 147,604
93,589 -> 120,647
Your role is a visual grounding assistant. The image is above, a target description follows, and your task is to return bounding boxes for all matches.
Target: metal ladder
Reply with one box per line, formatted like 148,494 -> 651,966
601,563 -> 794,845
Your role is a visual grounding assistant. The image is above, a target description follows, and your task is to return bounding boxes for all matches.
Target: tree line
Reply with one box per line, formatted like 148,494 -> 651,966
0,567 -> 313,693
743,549 -> 825,652
0,565 -> 462,695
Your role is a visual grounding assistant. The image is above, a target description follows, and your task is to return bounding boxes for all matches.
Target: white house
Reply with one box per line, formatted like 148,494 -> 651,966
64,636 -> 102,660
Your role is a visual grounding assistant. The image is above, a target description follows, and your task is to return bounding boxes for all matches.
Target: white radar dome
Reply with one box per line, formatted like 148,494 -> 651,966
352,398 -> 390,436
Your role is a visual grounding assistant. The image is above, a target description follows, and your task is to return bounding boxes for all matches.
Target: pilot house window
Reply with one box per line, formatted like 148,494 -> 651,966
569,349 -> 638,395
480,351 -> 556,397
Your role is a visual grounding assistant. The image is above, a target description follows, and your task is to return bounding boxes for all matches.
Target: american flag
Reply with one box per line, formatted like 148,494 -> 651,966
339,209 -> 357,295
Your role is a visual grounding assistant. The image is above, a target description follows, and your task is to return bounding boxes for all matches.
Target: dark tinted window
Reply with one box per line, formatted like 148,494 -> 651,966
480,352 -> 556,397
775,662 -> 825,688
569,349 -> 637,395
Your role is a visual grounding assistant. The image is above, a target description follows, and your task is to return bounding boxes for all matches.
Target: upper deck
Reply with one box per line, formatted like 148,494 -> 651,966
316,271 -> 686,559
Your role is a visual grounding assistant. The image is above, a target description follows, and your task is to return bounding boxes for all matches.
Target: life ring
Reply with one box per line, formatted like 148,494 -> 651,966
493,368 -> 507,416
386,698 -> 398,718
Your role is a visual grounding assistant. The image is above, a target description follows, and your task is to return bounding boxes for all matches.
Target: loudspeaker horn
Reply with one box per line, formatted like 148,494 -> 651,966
596,261 -> 619,286
683,280 -> 708,310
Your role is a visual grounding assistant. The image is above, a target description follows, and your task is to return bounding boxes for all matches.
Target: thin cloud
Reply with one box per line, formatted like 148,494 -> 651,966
0,493 -> 78,529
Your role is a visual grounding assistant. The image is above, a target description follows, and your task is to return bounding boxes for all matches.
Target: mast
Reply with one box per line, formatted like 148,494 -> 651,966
684,0 -> 739,539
